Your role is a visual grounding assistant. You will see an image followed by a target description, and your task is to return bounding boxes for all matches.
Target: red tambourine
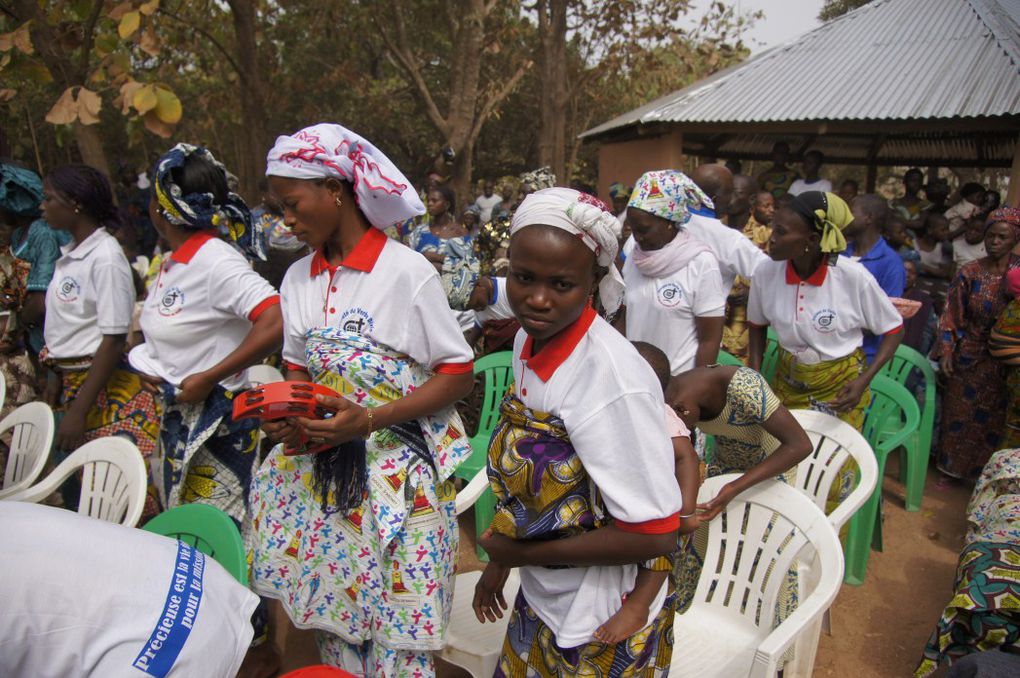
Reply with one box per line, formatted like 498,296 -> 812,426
232,381 -> 340,456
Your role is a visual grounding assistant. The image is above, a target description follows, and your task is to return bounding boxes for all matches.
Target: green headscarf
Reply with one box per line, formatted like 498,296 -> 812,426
788,191 -> 852,253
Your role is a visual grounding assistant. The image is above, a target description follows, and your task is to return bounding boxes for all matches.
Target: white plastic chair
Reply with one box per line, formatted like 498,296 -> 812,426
441,469 -> 520,677
670,475 -> 844,678
246,364 -> 284,387
786,409 -> 879,677
0,370 -> 6,410
6,436 -> 148,527
0,402 -> 55,499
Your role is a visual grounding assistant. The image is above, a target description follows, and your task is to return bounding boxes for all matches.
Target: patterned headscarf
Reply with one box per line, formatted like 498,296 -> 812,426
0,162 -> 44,218
628,170 -> 713,225
987,206 -> 1020,235
518,166 -> 556,192
608,182 -> 631,201
153,144 -> 266,261
441,238 -> 481,311
266,123 -> 425,231
511,187 -> 625,315
788,191 -> 853,254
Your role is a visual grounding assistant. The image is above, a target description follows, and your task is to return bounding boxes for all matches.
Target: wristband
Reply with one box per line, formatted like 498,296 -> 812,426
678,512 -> 697,519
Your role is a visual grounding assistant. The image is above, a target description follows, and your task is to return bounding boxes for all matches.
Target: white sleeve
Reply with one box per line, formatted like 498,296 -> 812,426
568,390 -> 682,526
730,228 -> 770,280
280,270 -> 308,368
692,254 -> 727,317
857,270 -> 903,336
211,252 -> 279,319
92,261 -> 135,334
475,277 -> 515,325
747,267 -> 769,326
401,273 -> 474,369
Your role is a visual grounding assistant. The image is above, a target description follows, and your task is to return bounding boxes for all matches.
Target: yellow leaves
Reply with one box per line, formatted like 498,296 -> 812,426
0,22 -> 34,55
45,87 -> 78,124
143,111 -> 174,138
132,83 -> 158,114
108,2 -> 134,21
139,26 -> 160,56
139,0 -> 160,16
45,86 -> 103,126
117,80 -> 144,114
153,85 -> 181,123
118,11 -> 141,40
0,89 -> 16,103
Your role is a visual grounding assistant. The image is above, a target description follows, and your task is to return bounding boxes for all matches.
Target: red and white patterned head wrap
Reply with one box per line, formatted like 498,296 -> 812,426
266,123 -> 424,230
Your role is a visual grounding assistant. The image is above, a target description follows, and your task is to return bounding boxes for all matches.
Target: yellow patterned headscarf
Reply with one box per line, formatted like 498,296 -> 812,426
788,191 -> 852,253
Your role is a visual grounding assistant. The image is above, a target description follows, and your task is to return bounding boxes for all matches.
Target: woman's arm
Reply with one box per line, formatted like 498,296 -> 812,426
56,333 -> 125,450
747,324 -> 767,372
694,315 -> 724,367
696,406 -> 813,520
478,523 -> 677,568
295,370 -> 474,446
175,305 -> 284,404
673,436 -> 701,534
828,329 -> 904,411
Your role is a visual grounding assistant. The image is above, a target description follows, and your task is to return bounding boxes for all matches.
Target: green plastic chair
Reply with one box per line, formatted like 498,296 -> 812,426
878,344 -> 937,512
455,351 -> 514,561
843,375 -> 920,585
716,351 -> 744,367
761,327 -> 780,384
142,504 -> 248,585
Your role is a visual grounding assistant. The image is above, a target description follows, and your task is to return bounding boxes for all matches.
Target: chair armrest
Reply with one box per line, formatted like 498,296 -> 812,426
3,462 -> 74,505
455,469 -> 492,517
0,477 -> 41,500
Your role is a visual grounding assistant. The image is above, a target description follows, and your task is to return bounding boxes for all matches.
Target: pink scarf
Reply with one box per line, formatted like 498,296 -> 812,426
632,229 -> 714,278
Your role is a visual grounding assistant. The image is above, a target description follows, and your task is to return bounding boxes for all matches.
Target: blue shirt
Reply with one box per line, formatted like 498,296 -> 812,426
843,236 -> 905,361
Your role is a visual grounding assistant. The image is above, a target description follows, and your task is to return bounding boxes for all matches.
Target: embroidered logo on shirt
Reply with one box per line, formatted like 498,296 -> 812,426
656,282 -> 684,308
812,308 -> 837,333
340,307 -> 374,334
55,276 -> 81,302
159,286 -> 185,317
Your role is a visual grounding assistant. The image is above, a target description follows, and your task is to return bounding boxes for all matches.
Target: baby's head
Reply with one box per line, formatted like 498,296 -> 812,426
1006,268 -> 1020,299
631,341 -> 671,393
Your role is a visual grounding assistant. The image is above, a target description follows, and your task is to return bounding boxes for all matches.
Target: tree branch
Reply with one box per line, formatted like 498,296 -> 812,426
373,4 -> 449,136
76,0 -> 105,82
468,58 -> 531,142
158,6 -> 243,77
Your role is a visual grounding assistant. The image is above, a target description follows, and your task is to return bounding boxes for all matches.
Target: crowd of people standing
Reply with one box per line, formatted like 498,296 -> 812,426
0,125 -> 1016,677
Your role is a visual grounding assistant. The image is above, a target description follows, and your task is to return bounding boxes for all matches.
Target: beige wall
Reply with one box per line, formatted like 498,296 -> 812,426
597,130 -> 684,202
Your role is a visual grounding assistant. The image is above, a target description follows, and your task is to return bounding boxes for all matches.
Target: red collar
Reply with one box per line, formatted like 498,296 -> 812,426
785,260 -> 828,286
310,228 -> 387,277
169,230 -> 217,264
521,306 -> 597,382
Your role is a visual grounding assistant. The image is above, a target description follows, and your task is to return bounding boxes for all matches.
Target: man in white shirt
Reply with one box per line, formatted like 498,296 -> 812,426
474,180 -> 503,223
788,150 -> 833,196
952,215 -> 987,269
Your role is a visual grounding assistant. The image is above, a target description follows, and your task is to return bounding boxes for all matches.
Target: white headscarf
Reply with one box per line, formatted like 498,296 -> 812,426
265,123 -> 424,230
510,187 -> 626,316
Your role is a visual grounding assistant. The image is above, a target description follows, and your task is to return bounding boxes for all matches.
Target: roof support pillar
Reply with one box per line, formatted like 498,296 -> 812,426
1008,138 -> 1020,207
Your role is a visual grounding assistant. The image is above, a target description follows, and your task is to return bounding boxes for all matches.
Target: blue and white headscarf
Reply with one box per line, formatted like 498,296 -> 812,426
153,143 -> 266,261
0,162 -> 44,218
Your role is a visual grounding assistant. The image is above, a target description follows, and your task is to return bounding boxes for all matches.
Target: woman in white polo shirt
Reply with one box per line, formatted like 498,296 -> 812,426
473,188 -> 682,675
621,170 -> 728,375
747,191 -> 903,432
129,144 -> 282,527
248,124 -> 475,676
40,164 -> 161,513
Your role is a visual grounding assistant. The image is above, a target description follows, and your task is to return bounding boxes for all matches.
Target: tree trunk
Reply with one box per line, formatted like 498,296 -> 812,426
536,0 -> 568,181
227,0 -> 270,202
73,122 -> 111,178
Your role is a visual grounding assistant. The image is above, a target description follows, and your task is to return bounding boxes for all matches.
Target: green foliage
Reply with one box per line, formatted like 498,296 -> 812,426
819,0 -> 873,21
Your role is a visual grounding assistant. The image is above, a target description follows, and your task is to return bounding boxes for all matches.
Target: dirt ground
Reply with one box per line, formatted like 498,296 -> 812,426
270,454 -> 972,677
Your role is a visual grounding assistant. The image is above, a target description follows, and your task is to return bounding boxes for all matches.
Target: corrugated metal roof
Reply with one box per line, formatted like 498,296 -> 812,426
582,0 -> 1020,139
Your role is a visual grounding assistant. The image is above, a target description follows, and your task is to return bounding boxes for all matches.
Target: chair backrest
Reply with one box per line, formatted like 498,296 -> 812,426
0,370 -> 6,411
143,504 -> 248,585
247,364 -> 285,387
455,469 -> 492,517
7,436 -> 148,527
761,328 -> 780,384
0,402 -> 55,499
716,351 -> 744,367
474,351 -> 514,441
791,409 -> 879,530
692,475 -> 843,632
879,344 -> 935,401
862,374 -> 921,453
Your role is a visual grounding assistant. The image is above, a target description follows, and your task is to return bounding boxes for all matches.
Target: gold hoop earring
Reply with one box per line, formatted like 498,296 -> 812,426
804,245 -> 810,253
334,196 -> 343,209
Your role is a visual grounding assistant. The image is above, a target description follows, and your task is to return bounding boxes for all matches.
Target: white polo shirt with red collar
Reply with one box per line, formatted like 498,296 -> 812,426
280,228 -> 473,374
511,306 -> 682,646
747,258 -> 902,363
44,227 -> 135,359
130,232 -> 279,391
622,250 -> 727,375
